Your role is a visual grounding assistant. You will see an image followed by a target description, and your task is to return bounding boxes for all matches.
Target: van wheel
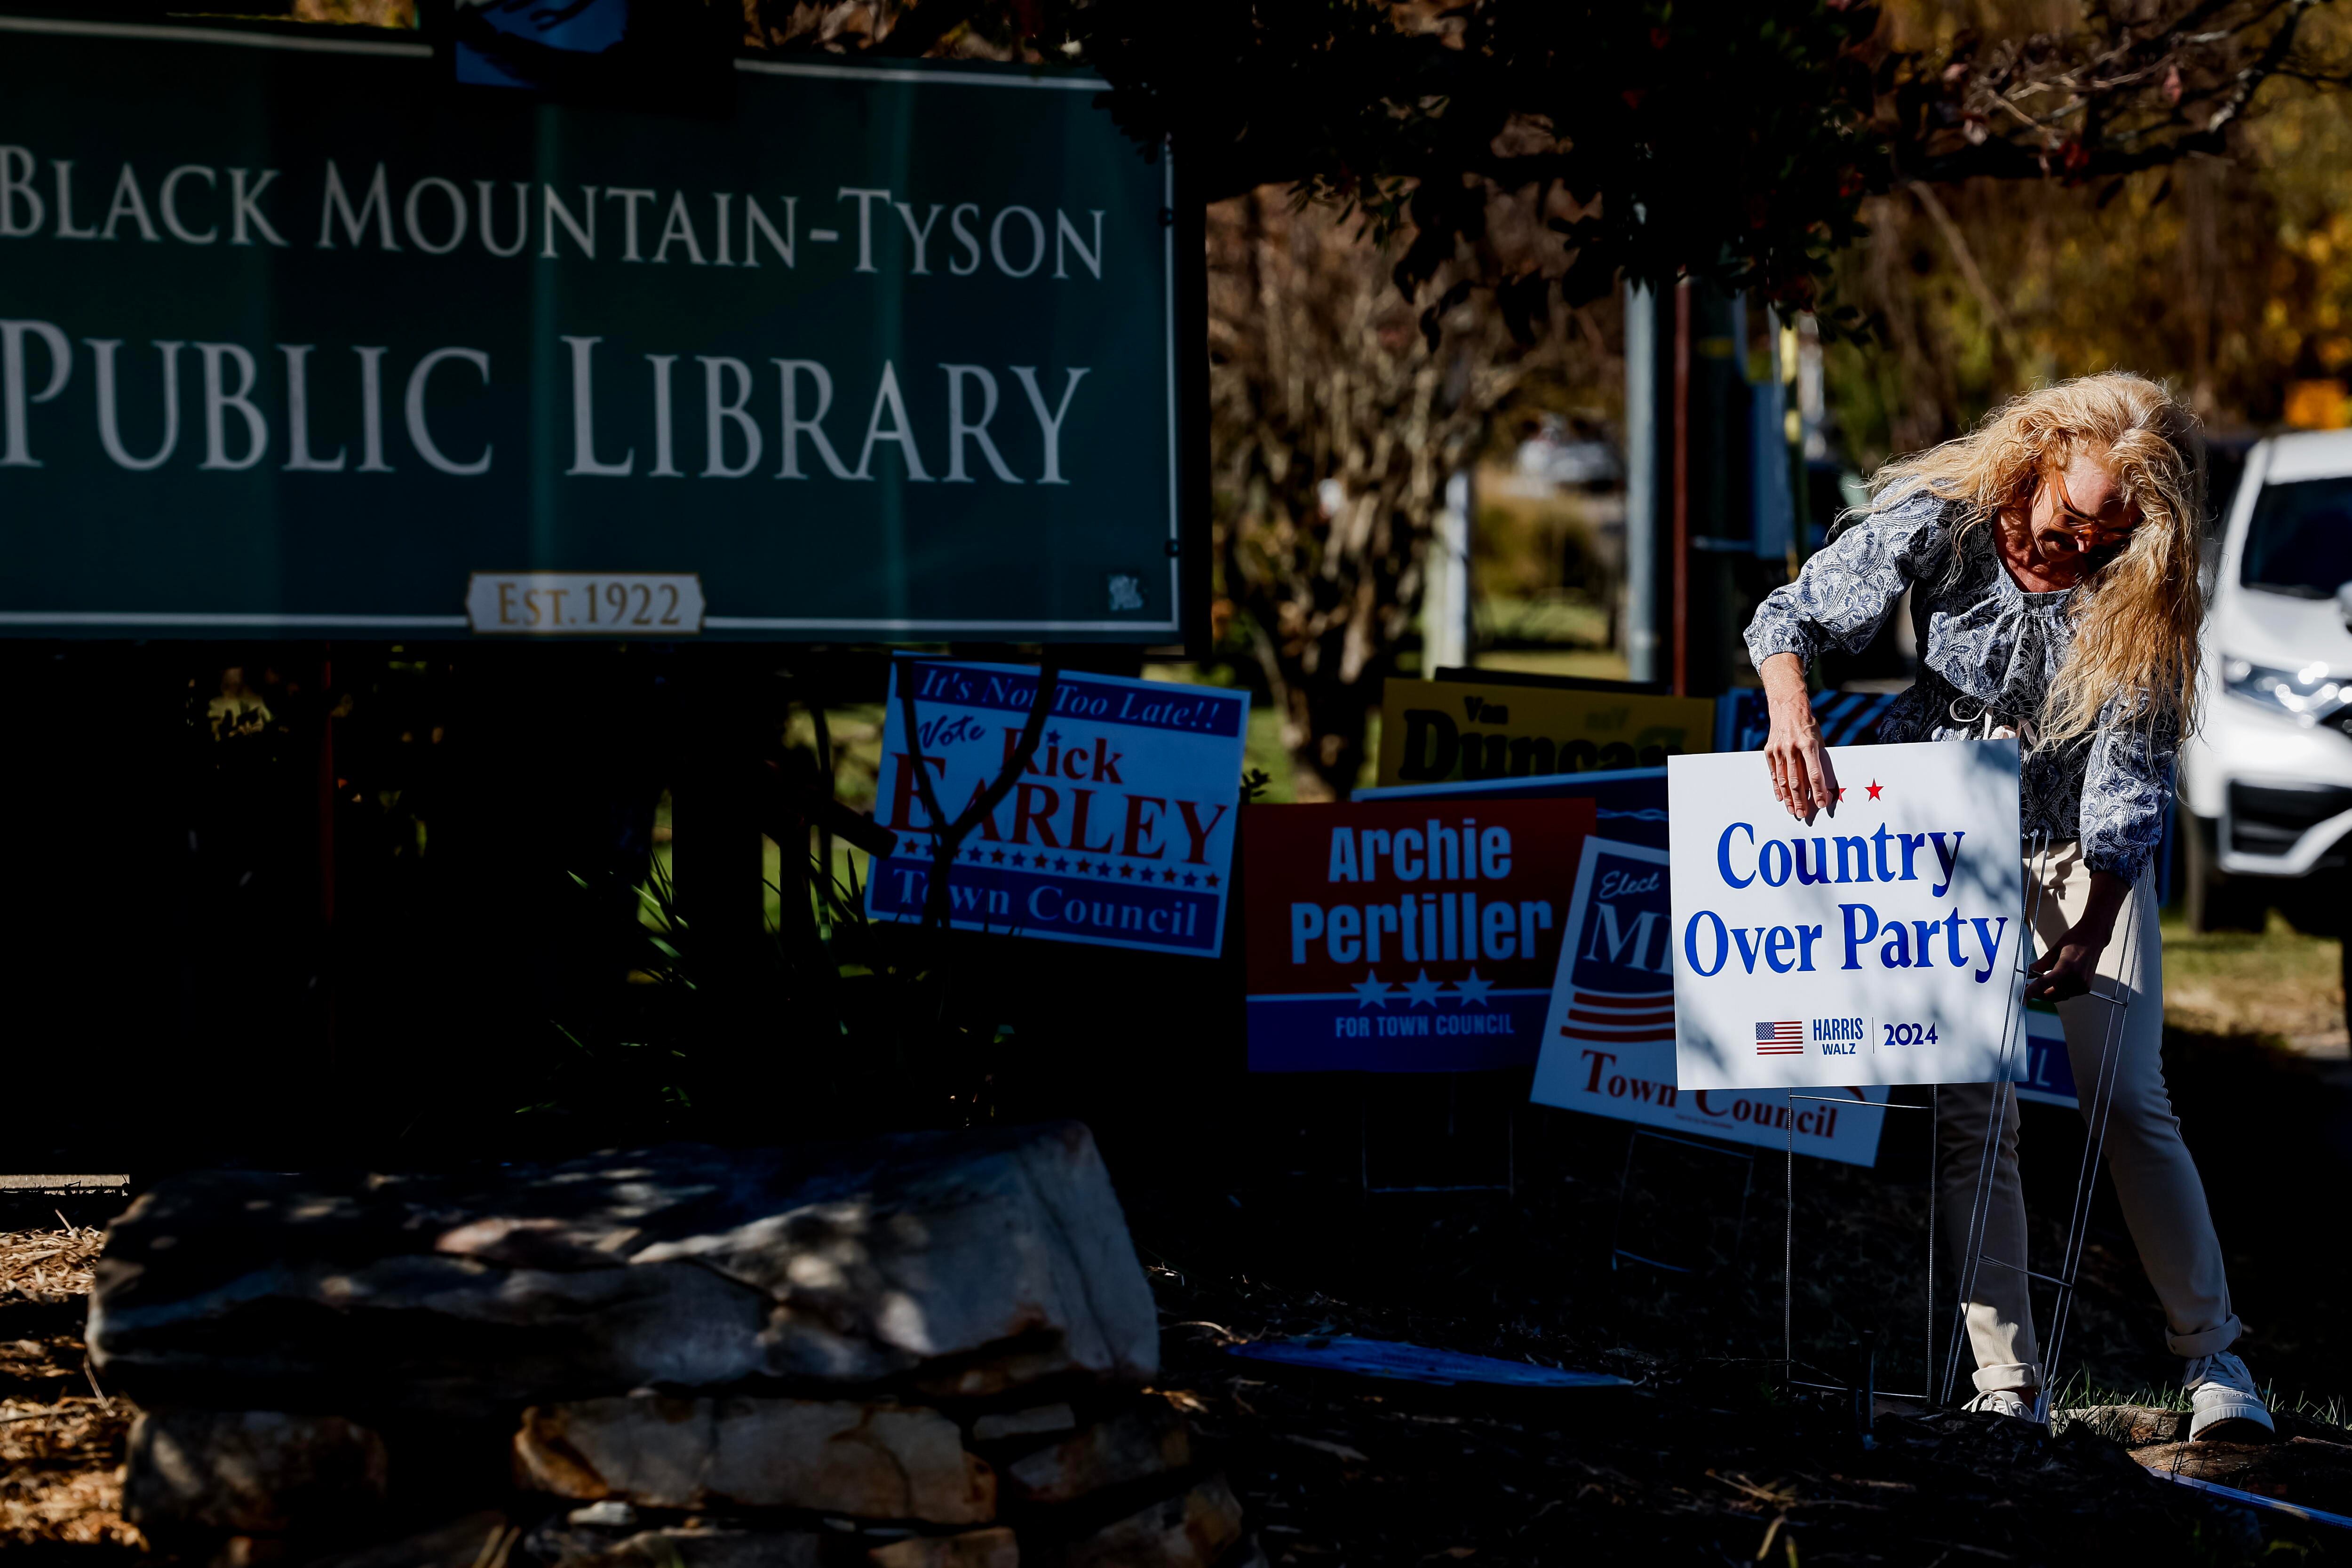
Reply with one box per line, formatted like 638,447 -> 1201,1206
2182,808 -> 2266,933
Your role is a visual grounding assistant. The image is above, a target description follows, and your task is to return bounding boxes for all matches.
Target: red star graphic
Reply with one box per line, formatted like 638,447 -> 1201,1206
1834,787 -> 1848,803
1866,780 -> 1884,801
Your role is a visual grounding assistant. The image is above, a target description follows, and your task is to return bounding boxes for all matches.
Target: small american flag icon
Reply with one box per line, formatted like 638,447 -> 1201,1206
1756,1020 -> 1804,1056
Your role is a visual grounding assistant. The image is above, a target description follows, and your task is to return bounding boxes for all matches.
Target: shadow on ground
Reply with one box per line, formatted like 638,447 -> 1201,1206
1119,1026 -> 2352,1563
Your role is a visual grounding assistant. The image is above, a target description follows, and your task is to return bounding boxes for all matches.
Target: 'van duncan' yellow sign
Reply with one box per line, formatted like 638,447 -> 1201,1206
1375,676 -> 1715,785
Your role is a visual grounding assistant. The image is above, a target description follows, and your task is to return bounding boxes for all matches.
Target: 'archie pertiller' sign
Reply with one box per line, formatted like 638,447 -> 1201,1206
1669,739 -> 2024,1090
1244,797 -> 1595,1071
866,660 -> 1248,956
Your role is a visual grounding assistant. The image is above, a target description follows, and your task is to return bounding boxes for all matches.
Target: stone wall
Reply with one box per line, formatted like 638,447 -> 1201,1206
89,1122 -> 1252,1568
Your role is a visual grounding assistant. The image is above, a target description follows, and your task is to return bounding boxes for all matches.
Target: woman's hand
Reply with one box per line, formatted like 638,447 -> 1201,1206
1759,653 -> 1838,820
2025,870 -> 2129,1001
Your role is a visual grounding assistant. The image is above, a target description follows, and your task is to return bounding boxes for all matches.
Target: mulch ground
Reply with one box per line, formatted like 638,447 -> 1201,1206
1115,1026 -> 2352,1565
6,1025 -> 2351,1565
0,1217 -> 136,1558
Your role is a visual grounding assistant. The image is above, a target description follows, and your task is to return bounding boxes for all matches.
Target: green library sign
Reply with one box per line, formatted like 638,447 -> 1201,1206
0,16 -> 1192,640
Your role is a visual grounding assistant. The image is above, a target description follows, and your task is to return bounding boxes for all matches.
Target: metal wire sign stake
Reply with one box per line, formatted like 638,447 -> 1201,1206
1781,830 -> 2048,1424
1937,830 -> 2143,1418
1781,1091 -> 1940,1431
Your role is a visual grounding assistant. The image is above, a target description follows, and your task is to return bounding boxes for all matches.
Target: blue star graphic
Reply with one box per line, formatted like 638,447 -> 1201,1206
1452,969 -> 1495,1008
1401,969 -> 1445,1007
1350,971 -> 1392,1010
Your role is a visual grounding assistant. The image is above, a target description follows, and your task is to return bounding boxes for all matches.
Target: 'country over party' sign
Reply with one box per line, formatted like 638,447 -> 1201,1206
1244,797 -> 1595,1070
866,660 -> 1248,956
1669,740 -> 2024,1090
1528,837 -> 1891,1165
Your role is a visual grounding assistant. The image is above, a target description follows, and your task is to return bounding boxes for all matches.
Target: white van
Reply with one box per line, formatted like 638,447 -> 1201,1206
2178,430 -> 2352,936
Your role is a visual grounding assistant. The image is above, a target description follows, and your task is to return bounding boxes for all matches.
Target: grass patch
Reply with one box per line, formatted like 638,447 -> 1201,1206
1463,647 -> 1632,683
1474,594 -> 1614,650
2161,908 -> 2344,1041
2050,1368 -> 2352,1429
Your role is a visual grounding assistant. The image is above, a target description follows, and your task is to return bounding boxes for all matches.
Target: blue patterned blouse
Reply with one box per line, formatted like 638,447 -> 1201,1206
1743,489 -> 2173,883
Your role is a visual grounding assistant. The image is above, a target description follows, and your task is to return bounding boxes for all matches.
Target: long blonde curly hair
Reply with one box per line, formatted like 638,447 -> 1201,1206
1866,372 -> 2204,748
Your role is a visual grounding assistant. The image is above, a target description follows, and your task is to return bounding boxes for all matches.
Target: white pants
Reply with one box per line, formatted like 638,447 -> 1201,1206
1936,841 -> 2240,1395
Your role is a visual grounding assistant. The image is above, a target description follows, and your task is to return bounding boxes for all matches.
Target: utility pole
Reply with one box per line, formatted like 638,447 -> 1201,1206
1622,282 -> 1658,685
1624,279 -> 1769,698
1672,281 -> 1693,696
1422,472 -> 1474,674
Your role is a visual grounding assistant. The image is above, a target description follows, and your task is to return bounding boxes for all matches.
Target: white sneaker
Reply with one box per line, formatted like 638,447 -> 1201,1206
2186,1352 -> 2276,1441
1963,1388 -> 2040,1422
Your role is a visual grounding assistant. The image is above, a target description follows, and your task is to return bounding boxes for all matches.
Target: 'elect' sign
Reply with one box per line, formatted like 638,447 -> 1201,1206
1669,740 -> 2024,1090
1529,837 -> 1891,1166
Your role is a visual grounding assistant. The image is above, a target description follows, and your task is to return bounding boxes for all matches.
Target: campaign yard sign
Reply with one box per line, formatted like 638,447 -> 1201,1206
1374,677 -> 1714,787
866,661 -> 1248,956
1244,798 -> 1596,1071
2015,1005 -> 2079,1108
1528,838 -> 1890,1166
1669,740 -> 2025,1091
1355,764 -> 1670,850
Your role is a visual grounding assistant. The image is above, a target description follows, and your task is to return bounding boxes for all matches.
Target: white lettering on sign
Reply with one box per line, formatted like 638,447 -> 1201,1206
465,572 -> 704,635
0,150 -> 1113,284
0,322 -> 1090,486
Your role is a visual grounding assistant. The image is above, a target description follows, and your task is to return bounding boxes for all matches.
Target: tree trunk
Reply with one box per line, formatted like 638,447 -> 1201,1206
1208,191 -> 1559,799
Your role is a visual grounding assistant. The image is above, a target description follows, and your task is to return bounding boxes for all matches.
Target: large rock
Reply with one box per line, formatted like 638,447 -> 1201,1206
309,1512 -> 514,1568
972,1404 -> 1078,1443
515,1394 -> 997,1522
89,1122 -> 1156,1414
538,1527 -> 829,1568
1002,1402 -> 1191,1505
2057,1405 -> 2190,1447
123,1408 -> 388,1536
1061,1476 -> 1244,1568
869,1529 -> 1019,1568
2132,1437 -> 2352,1513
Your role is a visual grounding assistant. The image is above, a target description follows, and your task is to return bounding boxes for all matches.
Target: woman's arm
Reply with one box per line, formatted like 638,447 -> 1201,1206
2036,706 -> 2175,998
1744,494 -> 1941,820
2026,868 -> 2129,1001
1761,652 -> 1839,820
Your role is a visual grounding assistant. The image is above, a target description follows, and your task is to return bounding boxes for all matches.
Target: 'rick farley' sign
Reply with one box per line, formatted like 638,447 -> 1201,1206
866,660 -> 1248,956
